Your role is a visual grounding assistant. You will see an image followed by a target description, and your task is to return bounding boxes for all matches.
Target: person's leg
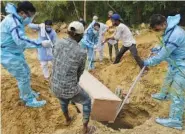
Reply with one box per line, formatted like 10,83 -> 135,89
156,68 -> 185,130
93,51 -> 97,62
99,45 -> 104,62
23,58 -> 40,97
40,61 -> 50,79
114,43 -> 119,58
1,52 -> 46,107
48,60 -> 53,73
152,68 -> 173,100
87,48 -> 95,70
72,86 -> 94,134
108,43 -> 113,61
87,48 -> 91,69
114,45 -> 129,64
59,98 -> 71,125
129,44 -> 144,69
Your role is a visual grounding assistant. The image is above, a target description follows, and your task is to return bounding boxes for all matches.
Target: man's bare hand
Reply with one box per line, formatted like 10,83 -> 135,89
102,38 -> 109,45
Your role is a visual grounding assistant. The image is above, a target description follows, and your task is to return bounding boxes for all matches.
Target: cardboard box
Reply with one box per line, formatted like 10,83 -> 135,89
77,71 -> 122,122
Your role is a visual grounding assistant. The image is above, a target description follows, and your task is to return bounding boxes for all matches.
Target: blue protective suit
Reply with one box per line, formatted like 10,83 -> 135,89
144,14 -> 185,129
80,22 -> 99,70
0,3 -> 46,107
28,23 -> 57,61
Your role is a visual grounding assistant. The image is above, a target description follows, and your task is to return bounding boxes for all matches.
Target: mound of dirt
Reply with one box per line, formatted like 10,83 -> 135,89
53,22 -> 67,33
91,31 -> 185,133
1,30 -> 184,134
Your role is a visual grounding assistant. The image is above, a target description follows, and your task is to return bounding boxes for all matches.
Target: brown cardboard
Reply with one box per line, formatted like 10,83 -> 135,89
76,71 -> 121,122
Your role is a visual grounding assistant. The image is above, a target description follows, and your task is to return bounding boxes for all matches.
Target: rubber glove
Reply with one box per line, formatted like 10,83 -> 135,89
39,23 -> 45,28
42,40 -> 52,48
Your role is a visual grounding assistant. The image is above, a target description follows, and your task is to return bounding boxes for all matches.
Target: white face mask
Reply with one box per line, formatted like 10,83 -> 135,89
93,29 -> 98,35
46,27 -> 52,32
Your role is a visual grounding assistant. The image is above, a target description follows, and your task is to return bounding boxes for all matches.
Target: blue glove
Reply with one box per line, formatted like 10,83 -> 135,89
150,46 -> 162,54
144,60 -> 149,66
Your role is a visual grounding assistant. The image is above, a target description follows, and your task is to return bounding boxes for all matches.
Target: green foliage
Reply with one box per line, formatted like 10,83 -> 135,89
31,1 -> 68,23
1,1 -> 185,26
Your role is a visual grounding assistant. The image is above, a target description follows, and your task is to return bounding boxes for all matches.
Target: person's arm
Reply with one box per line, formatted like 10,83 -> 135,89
52,38 -> 62,58
82,29 -> 95,48
113,26 -> 122,41
103,35 -> 117,44
94,34 -> 99,46
102,23 -> 109,35
103,27 -> 121,44
150,45 -> 162,55
77,52 -> 87,82
11,25 -> 42,49
107,36 -> 115,41
50,30 -> 58,44
144,41 -> 178,66
27,23 -> 40,31
97,24 -> 108,45
83,35 -> 94,48
103,28 -> 116,43
9,17 -> 42,49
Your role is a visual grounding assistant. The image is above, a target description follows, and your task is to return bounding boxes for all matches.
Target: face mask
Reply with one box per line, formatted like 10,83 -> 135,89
23,17 -> 32,25
46,27 -> 52,33
93,29 -> 98,35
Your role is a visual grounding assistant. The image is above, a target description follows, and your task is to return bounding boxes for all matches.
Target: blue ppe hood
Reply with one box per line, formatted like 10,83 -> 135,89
165,14 -> 181,34
5,3 -> 22,22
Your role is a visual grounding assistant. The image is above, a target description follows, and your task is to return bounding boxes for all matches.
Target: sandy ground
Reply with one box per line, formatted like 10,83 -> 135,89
1,29 -> 185,134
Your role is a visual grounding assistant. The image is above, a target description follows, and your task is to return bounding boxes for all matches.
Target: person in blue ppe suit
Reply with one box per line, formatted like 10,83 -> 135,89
80,22 -> 100,70
88,16 -> 108,63
0,2 -> 51,107
144,14 -> 185,130
84,15 -> 98,33
28,20 -> 57,79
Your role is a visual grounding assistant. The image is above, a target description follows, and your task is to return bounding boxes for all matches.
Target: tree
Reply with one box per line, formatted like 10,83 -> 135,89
1,1 -> 185,26
84,0 -> 86,21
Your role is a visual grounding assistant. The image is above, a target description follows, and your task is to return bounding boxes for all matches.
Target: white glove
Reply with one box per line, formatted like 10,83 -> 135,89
39,23 -> 46,37
102,40 -> 106,44
39,23 -> 45,28
93,45 -> 97,49
42,40 -> 52,48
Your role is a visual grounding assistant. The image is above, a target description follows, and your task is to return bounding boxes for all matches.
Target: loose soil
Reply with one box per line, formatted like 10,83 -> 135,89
1,28 -> 184,134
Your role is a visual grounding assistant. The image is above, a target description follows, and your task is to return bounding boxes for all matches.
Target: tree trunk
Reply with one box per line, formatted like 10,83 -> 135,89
73,1 -> 79,19
84,0 -> 87,21
107,1 -> 117,13
136,6 -> 142,24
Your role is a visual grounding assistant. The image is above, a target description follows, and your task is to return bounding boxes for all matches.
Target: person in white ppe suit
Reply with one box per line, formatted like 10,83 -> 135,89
28,20 -> 57,79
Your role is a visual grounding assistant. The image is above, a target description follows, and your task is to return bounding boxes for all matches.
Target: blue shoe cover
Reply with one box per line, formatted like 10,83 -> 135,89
152,93 -> 170,100
156,118 -> 182,130
32,90 -> 40,98
25,98 -> 46,108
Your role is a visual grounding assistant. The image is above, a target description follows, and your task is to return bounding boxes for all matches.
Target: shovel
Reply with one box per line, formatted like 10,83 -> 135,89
113,52 -> 152,122
113,65 -> 148,122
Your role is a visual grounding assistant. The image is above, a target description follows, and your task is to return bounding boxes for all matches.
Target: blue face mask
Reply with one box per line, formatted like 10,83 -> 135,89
23,17 -> 32,25
46,27 -> 52,33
